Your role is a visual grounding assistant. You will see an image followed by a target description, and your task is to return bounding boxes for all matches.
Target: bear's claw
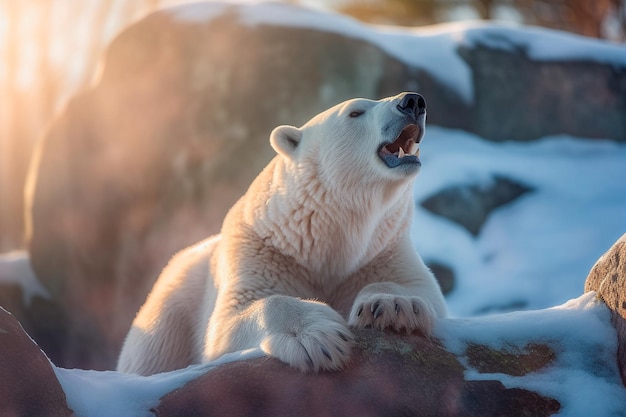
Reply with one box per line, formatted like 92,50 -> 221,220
349,294 -> 435,336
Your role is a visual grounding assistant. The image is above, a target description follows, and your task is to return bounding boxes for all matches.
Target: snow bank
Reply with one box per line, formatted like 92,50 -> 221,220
55,348 -> 263,417
435,292 -> 626,417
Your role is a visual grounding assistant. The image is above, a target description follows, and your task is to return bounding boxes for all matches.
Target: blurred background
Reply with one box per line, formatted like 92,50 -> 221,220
0,0 -> 625,371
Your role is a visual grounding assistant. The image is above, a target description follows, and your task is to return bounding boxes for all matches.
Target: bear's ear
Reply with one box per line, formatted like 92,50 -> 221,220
270,125 -> 303,158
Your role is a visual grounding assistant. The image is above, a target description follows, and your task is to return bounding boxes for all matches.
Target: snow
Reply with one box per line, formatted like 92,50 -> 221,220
435,292 -> 626,417
168,1 -> 626,103
55,348 -> 263,417
412,127 -> 626,317
462,24 -> 626,65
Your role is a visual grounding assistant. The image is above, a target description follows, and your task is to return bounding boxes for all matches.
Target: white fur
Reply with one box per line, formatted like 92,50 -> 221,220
117,93 -> 447,375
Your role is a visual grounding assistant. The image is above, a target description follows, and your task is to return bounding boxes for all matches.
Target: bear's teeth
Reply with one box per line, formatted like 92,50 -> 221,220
398,148 -> 406,158
408,142 -> 419,156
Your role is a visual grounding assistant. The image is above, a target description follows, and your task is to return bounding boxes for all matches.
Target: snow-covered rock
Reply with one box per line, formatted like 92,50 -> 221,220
152,329 -> 560,417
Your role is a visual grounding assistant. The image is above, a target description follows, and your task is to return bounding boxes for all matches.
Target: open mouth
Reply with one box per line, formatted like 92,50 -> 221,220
377,124 -> 421,169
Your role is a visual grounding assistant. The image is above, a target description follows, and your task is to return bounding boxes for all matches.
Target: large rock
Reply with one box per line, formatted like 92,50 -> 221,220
153,329 -> 560,417
584,233 -> 626,386
0,307 -> 73,417
21,2 -> 626,369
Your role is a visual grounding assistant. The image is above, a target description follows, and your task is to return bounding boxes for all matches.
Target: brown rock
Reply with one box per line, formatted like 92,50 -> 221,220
584,233 -> 626,386
153,329 -> 560,417
465,343 -> 555,377
0,306 -> 73,417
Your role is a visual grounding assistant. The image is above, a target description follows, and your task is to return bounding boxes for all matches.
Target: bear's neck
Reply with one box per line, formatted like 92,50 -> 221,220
247,158 -> 414,279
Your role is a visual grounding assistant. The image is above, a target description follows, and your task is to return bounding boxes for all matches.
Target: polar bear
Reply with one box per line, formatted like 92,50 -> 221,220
117,92 -> 447,375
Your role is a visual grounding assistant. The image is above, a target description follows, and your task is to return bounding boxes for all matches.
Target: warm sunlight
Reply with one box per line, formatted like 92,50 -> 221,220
0,0 -> 164,251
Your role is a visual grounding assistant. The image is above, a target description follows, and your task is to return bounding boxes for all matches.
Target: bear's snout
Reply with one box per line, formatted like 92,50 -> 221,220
396,93 -> 426,118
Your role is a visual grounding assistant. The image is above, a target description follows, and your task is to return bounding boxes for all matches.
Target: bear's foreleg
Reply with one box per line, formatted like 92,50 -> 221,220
204,294 -> 354,372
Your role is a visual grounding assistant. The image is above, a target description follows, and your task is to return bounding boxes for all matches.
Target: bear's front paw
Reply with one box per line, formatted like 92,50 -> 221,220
348,294 -> 435,335
260,301 -> 354,372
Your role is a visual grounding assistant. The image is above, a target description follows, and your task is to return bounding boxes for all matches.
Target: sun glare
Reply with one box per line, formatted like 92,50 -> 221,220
0,0 -> 169,251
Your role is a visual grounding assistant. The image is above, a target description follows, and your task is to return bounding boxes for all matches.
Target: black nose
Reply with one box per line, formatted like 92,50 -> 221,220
397,93 -> 426,117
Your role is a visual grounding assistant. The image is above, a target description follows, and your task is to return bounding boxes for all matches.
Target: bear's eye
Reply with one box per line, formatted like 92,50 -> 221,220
349,110 -> 364,118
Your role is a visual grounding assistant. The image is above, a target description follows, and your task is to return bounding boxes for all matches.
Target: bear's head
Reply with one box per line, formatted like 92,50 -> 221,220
270,92 -> 426,196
